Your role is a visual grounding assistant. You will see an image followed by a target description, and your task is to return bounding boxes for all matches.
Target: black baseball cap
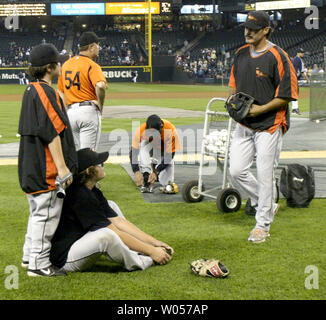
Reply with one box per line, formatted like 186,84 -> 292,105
242,11 -> 271,30
77,148 -> 109,173
79,31 -> 104,47
29,43 -> 65,67
146,114 -> 163,131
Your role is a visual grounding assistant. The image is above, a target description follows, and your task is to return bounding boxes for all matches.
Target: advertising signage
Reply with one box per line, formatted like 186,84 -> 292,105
51,2 -> 160,16
51,3 -> 105,16
106,2 -> 160,15
0,3 -> 47,16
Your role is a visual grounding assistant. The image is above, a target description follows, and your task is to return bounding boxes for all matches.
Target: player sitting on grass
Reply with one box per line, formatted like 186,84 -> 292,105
49,148 -> 174,274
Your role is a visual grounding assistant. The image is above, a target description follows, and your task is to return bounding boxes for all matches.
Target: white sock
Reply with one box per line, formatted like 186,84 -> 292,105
292,100 -> 299,110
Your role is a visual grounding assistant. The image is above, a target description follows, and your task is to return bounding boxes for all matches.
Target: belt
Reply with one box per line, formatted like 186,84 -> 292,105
68,101 -> 96,108
79,101 -> 95,106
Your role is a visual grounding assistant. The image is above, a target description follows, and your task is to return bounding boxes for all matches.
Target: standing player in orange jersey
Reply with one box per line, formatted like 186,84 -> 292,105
57,32 -> 107,151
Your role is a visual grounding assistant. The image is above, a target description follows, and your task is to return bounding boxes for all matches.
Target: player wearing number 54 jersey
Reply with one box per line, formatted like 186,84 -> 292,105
57,31 -> 107,151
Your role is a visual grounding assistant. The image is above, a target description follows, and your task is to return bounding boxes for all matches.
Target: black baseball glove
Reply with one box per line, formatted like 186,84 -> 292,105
225,92 -> 255,122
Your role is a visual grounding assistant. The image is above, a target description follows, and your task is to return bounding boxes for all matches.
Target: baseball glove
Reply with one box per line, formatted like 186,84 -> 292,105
160,182 -> 179,194
190,259 -> 229,278
225,92 -> 255,122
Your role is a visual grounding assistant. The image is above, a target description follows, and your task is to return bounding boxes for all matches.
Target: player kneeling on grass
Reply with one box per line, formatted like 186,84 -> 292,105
49,148 -> 174,273
130,114 -> 181,194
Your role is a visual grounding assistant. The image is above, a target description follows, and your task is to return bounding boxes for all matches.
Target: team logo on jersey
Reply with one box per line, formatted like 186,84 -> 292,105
248,15 -> 258,21
256,67 -> 268,78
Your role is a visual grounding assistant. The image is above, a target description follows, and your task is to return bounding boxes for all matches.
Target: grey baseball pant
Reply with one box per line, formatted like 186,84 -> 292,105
23,190 -> 63,270
229,124 -> 283,231
61,201 -> 153,272
139,141 -> 174,186
67,103 -> 101,151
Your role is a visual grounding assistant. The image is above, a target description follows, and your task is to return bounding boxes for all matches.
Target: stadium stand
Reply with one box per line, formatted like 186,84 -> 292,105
1,11 -> 326,82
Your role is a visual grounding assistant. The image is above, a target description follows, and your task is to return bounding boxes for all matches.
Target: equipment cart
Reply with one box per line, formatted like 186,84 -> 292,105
182,97 -> 242,213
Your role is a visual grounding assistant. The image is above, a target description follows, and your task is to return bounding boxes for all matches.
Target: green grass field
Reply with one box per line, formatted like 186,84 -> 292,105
0,83 -> 322,301
0,83 -> 310,144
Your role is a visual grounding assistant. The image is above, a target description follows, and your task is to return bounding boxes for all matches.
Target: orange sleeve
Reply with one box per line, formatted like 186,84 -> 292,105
162,121 -> 181,153
57,72 -> 63,92
228,65 -> 236,88
33,83 -> 66,134
89,63 -> 107,87
132,124 -> 146,149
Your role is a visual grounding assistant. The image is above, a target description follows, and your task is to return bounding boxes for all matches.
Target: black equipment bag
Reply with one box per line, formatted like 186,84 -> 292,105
280,164 -> 315,208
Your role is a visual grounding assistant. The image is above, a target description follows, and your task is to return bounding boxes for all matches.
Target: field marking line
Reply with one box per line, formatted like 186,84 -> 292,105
1,150 -> 326,166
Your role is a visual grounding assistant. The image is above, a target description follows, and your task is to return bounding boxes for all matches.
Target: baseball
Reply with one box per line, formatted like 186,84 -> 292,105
0,135 -> 2,138
166,184 -> 173,192
316,120 -> 320,124
16,133 -> 20,137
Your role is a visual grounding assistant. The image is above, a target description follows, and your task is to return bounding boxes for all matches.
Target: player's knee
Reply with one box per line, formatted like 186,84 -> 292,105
229,165 -> 246,180
97,229 -> 120,250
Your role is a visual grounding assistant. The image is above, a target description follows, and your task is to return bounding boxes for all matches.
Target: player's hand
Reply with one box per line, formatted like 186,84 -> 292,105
155,242 -> 174,255
58,167 -> 73,188
148,172 -> 157,184
134,171 -> 143,187
150,247 -> 172,265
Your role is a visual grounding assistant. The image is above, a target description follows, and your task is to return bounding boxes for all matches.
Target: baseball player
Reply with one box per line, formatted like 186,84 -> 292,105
291,48 -> 310,115
130,114 -> 181,193
50,148 -> 173,272
228,11 -> 298,243
57,31 -> 107,151
18,43 -> 78,277
18,71 -> 24,85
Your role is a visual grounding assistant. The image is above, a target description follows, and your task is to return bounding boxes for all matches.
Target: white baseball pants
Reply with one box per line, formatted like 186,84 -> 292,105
67,103 -> 101,151
23,191 -> 63,270
61,201 -> 153,272
139,141 -> 174,186
229,124 -> 283,231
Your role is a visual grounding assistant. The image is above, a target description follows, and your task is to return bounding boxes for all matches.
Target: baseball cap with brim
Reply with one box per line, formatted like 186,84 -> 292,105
241,11 -> 271,30
77,148 -> 109,173
29,43 -> 66,67
79,31 -> 105,47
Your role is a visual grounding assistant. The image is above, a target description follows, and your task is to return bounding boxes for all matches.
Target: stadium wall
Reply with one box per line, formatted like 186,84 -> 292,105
0,67 -> 151,84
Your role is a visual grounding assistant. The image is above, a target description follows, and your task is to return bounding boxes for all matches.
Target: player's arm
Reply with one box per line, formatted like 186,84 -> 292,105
302,71 -> 310,83
248,98 -> 292,117
93,81 -> 106,114
57,89 -> 66,109
107,223 -> 171,265
129,147 -> 143,186
48,135 -> 73,187
109,216 -> 174,254
130,128 -> 144,186
229,87 -> 236,95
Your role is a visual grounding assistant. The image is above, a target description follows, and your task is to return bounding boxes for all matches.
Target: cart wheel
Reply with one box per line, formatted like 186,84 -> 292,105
216,188 -> 241,213
182,180 -> 205,203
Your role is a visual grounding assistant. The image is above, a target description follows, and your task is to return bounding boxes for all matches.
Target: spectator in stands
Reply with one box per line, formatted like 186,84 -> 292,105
311,64 -> 319,75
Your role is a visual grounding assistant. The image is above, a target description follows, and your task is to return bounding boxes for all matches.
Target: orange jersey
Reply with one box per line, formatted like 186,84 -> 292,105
132,119 -> 181,153
57,55 -> 107,106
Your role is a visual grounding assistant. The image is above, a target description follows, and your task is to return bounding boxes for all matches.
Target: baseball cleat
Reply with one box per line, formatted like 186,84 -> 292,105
140,185 -> 153,193
292,109 -> 301,115
27,266 -> 67,277
248,228 -> 270,243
